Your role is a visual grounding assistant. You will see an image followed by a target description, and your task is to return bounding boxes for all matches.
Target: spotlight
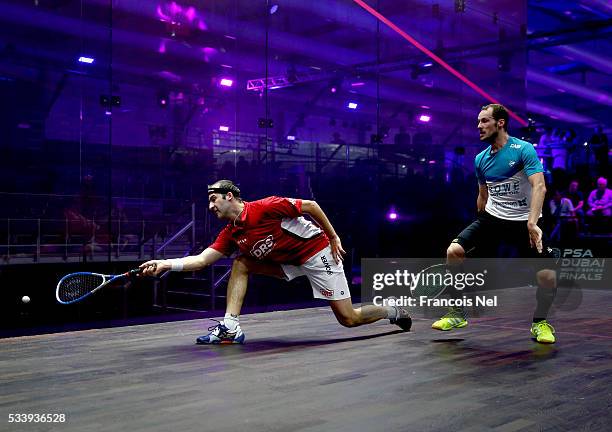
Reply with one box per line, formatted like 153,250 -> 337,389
387,209 -> 398,221
287,135 -> 296,141
219,78 -> 234,87
78,56 -> 94,64
219,125 -> 229,132
329,77 -> 343,94
347,102 -> 358,109
158,94 -> 169,107
418,114 -> 431,123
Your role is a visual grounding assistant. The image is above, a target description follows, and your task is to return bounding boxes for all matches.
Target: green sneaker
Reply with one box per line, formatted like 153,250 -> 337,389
531,320 -> 556,344
431,308 -> 468,331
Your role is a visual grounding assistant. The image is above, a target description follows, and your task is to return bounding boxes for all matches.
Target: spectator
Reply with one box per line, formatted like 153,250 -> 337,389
566,180 -> 584,213
549,190 -> 577,243
550,190 -> 575,218
586,177 -> 612,233
566,180 -> 585,227
587,177 -> 612,217
538,127 -> 552,149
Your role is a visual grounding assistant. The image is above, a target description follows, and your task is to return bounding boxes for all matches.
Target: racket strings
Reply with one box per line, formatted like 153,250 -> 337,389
58,274 -> 105,302
412,268 -> 447,298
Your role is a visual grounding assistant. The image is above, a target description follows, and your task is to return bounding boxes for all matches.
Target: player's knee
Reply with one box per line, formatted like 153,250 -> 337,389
335,311 -> 359,328
447,242 -> 465,262
536,269 -> 556,289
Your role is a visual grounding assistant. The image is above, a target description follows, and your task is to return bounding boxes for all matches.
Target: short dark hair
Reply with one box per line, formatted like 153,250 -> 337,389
481,103 -> 509,131
208,179 -> 241,199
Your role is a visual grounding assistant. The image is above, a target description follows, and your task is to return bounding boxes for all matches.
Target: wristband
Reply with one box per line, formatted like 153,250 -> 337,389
169,259 -> 184,272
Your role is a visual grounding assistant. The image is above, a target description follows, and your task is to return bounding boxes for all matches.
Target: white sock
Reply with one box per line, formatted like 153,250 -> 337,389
223,313 -> 240,331
385,306 -> 398,320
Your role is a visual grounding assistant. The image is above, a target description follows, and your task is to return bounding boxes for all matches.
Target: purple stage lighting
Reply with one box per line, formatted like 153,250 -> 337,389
219,125 -> 229,132
220,78 -> 234,87
78,56 -> 94,64
347,102 -> 358,109
287,135 -> 296,141
387,210 -> 398,221
330,87 -> 337,93
351,82 -> 365,87
352,0 -> 528,126
418,114 -> 431,123
158,93 -> 169,107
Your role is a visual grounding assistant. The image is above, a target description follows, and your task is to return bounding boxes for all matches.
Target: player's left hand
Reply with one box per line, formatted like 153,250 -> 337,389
527,223 -> 543,253
329,235 -> 346,264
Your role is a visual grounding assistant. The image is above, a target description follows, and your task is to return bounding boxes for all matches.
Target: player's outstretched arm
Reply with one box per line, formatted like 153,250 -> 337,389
301,200 -> 346,264
140,247 -> 225,276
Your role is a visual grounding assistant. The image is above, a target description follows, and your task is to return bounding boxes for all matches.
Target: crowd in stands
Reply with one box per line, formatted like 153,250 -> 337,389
541,126 -> 610,244
1,124 -> 609,261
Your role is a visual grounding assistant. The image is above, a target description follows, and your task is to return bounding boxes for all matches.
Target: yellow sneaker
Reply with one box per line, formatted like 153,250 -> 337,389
531,320 -> 556,344
431,309 -> 468,331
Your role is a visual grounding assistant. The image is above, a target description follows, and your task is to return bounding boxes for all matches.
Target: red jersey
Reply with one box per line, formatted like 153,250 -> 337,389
209,196 -> 329,265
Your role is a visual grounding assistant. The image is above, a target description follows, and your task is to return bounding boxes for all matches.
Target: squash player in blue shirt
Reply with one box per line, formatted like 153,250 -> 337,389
433,104 -> 557,343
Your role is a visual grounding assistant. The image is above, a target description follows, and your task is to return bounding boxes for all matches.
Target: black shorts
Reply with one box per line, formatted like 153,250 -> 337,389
453,211 -> 551,258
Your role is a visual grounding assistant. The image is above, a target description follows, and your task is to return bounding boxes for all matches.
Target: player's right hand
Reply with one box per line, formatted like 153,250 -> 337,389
329,235 -> 346,264
527,223 -> 543,254
139,260 -> 169,276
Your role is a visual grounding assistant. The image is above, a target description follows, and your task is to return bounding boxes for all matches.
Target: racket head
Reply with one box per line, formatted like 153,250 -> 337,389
410,263 -> 448,299
56,272 -> 108,304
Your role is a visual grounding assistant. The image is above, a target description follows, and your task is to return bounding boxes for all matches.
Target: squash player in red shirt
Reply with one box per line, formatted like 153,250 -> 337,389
140,179 -> 411,344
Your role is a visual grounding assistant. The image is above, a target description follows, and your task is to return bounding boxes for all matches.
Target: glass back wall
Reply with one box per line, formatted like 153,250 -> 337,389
0,0 -> 527,264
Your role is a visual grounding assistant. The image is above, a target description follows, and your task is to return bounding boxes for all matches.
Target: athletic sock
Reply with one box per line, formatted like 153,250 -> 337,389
533,285 -> 557,323
223,313 -> 240,331
385,306 -> 398,320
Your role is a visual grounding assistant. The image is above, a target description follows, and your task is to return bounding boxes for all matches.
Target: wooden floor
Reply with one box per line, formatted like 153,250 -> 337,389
2,289 -> 612,432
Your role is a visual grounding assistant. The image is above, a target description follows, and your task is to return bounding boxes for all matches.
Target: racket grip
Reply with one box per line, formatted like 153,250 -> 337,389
126,268 -> 143,277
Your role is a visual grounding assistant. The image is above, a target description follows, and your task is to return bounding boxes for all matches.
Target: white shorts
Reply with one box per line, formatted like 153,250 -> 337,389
281,246 -> 351,301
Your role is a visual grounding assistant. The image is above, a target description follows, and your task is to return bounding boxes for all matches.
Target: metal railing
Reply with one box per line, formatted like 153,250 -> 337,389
0,216 -> 185,264
155,203 -> 196,259
153,203 -> 198,310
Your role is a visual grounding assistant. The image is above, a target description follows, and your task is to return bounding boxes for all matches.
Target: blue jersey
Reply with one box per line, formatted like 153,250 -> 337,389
475,136 -> 543,221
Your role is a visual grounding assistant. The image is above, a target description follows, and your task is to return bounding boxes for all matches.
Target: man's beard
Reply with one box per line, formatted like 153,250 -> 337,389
482,130 -> 499,143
